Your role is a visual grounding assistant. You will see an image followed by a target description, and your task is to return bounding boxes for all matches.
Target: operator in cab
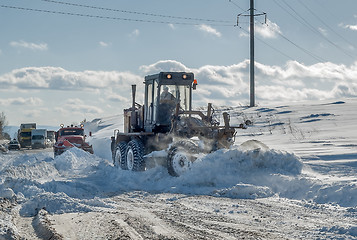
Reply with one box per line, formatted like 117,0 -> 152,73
160,86 -> 175,101
158,86 -> 176,125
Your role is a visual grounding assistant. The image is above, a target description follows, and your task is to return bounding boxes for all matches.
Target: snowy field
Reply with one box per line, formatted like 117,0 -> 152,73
1,98 -> 357,239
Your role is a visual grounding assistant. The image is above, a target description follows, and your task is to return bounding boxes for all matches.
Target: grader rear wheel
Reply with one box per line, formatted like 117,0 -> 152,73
113,141 -> 127,169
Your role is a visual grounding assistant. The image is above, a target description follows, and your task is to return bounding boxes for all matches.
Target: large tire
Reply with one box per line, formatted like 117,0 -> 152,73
125,139 -> 145,171
113,141 -> 127,169
167,141 -> 198,177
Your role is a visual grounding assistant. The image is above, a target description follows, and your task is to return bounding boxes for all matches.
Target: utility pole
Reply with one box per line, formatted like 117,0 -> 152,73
236,1 -> 266,107
249,0 -> 255,107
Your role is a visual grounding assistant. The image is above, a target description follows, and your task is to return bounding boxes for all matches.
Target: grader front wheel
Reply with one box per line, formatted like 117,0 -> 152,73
167,141 -> 198,177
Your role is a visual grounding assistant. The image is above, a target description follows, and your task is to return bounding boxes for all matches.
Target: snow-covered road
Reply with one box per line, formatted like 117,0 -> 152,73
1,98 -> 357,239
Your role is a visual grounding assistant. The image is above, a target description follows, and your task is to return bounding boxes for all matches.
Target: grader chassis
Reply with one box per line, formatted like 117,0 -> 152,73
111,72 -> 242,176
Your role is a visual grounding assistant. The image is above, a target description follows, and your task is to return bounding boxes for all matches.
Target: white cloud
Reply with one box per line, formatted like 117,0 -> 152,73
344,24 -> 357,31
197,24 -> 222,37
255,20 -> 282,39
67,104 -> 103,114
99,41 -> 111,47
107,94 -> 129,102
0,67 -> 142,90
65,98 -> 84,105
56,98 -> 104,115
0,97 -> 43,106
139,60 -> 189,74
24,108 -> 46,119
340,19 -> 357,31
10,40 -> 48,51
129,29 -> 140,37
168,24 -> 176,30
239,32 -> 249,38
140,60 -> 357,105
318,27 -> 328,36
1,60 -> 357,125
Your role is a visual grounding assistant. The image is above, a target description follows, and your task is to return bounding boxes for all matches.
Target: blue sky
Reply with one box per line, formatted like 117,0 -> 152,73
1,0 -> 357,126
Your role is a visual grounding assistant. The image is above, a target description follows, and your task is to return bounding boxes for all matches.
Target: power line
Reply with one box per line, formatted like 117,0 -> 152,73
228,0 -> 246,12
236,25 -> 294,60
274,0 -> 355,59
262,22 -> 327,62
297,0 -> 356,48
0,4 -> 234,26
231,0 -> 327,62
40,0 -> 232,24
236,15 -> 326,61
232,2 -> 320,62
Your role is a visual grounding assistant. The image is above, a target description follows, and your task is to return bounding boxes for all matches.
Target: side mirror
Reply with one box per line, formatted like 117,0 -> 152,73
193,79 -> 197,90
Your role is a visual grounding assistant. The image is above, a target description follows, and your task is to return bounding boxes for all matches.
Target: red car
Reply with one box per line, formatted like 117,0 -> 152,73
53,124 -> 93,157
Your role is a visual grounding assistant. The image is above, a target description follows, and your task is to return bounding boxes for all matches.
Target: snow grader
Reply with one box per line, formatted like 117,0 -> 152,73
110,72 -> 243,176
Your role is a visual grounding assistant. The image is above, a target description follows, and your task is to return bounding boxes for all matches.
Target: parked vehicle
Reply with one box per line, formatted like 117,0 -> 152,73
31,129 -> 47,149
8,139 -> 20,150
47,130 -> 55,147
18,123 -> 36,148
53,124 -> 93,156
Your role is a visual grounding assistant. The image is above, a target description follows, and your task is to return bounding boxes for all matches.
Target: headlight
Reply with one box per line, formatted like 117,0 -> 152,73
166,74 -> 172,79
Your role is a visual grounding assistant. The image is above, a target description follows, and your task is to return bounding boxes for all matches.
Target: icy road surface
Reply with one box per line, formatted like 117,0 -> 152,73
1,98 -> 357,239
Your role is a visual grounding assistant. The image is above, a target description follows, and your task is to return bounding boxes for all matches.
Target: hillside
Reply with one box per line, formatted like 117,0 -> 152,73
0,98 -> 356,239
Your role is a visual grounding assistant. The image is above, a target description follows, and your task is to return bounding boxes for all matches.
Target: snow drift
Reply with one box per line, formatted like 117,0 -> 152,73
1,99 -> 356,223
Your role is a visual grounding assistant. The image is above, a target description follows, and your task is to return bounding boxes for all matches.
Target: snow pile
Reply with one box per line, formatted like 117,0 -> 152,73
0,98 -> 356,226
53,147 -> 100,175
20,192 -> 91,217
1,136 -> 353,218
213,184 -> 273,199
0,188 -> 15,199
82,98 -> 357,207
313,182 -> 357,207
320,225 -> 357,237
79,144 -> 311,202
19,192 -> 113,217
0,199 -> 19,239
177,145 -> 303,198
84,115 -> 123,160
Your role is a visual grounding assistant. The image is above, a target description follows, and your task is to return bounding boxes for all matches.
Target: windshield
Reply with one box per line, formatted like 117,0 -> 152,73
32,135 -> 44,140
159,85 -> 190,111
60,129 -> 84,136
157,84 -> 190,125
20,123 -> 36,129
20,132 -> 31,137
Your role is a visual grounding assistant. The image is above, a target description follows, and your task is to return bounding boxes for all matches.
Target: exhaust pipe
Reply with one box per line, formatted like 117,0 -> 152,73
207,103 -> 212,121
131,85 -> 136,109
130,85 -> 137,128
223,112 -> 230,131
